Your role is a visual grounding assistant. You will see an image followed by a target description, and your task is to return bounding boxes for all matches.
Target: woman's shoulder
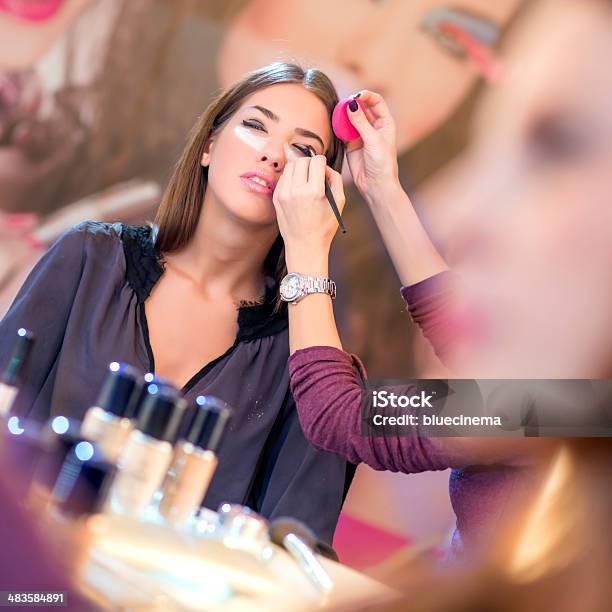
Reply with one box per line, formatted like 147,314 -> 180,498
37,221 -> 125,268
57,220 -> 124,251
54,220 -> 162,302
58,220 -> 156,255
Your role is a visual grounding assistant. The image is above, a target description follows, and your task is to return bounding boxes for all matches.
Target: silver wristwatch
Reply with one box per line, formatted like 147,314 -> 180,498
279,272 -> 337,304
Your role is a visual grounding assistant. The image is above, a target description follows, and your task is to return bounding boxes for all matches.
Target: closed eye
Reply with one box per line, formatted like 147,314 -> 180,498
242,119 -> 317,157
293,144 -> 317,157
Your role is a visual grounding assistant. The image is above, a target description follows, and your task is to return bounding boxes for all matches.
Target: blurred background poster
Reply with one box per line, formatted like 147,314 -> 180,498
0,0 -> 525,569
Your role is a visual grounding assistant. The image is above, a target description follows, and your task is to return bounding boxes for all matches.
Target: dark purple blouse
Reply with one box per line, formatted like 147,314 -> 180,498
0,221 -> 353,544
289,272 -> 542,557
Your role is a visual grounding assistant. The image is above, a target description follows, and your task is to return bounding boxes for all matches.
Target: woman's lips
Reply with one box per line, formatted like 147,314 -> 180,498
0,0 -> 66,22
240,176 -> 274,197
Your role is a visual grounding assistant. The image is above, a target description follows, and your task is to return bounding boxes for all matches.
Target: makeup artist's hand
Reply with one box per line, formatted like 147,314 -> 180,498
273,155 -> 345,272
344,91 -> 449,287
345,90 -> 400,205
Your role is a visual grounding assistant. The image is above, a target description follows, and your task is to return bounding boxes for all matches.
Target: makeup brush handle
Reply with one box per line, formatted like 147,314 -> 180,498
283,533 -> 334,594
324,179 -> 346,234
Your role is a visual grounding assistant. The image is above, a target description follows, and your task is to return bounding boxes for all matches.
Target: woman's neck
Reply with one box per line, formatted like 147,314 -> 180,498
165,195 -> 279,304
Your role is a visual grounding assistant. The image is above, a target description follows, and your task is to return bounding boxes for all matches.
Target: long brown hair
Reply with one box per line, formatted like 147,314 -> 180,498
154,61 -> 345,309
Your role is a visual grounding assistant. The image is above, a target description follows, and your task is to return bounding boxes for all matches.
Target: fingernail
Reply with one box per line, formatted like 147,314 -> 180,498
349,99 -> 358,112
352,92 -> 362,99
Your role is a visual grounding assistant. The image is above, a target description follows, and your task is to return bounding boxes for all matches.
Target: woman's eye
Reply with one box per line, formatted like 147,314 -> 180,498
294,144 -> 315,156
242,119 -> 265,131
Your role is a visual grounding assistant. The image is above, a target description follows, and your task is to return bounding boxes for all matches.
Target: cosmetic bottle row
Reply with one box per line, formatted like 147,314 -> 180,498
0,327 -> 231,534
0,327 -> 340,604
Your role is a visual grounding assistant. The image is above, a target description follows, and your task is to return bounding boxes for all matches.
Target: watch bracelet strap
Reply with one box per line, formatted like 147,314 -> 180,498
303,276 -> 336,299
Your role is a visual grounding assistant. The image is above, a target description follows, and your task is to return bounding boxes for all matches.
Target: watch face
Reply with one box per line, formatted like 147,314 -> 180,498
280,273 -> 301,301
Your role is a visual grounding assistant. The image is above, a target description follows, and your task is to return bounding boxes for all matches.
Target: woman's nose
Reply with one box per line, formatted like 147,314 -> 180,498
258,145 -> 285,171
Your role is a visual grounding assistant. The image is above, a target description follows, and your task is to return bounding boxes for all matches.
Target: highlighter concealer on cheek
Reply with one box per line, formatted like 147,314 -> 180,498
233,124 -> 269,152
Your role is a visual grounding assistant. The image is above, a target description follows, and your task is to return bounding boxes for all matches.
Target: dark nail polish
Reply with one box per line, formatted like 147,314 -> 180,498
353,92 -> 361,98
349,99 -> 358,112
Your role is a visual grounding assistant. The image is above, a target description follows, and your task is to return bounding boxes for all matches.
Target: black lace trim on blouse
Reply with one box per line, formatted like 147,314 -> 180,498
121,224 -> 164,303
236,280 -> 288,342
120,224 -> 287,341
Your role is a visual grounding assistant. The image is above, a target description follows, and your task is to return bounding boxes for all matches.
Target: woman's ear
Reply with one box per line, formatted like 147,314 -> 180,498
201,137 -> 214,167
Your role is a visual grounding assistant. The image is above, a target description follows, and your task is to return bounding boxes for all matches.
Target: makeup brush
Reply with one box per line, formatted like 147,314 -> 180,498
304,148 -> 346,234
269,518 -> 334,595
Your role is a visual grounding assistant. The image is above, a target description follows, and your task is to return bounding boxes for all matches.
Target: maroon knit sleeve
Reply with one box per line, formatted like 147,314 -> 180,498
400,270 -> 458,363
288,346 -> 458,472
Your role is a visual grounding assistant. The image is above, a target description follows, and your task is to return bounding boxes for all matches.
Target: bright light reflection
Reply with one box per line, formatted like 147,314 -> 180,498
7,416 -> 24,435
74,441 -> 95,461
51,416 -> 70,434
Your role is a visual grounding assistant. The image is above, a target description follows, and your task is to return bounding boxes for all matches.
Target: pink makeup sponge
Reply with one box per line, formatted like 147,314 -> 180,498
332,97 -> 364,142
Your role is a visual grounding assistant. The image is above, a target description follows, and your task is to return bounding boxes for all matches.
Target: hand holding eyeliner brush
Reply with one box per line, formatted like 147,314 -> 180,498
304,148 -> 347,234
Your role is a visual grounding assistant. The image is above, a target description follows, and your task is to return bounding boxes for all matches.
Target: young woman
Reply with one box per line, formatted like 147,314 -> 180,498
0,62 -> 353,544
271,0 -> 612,558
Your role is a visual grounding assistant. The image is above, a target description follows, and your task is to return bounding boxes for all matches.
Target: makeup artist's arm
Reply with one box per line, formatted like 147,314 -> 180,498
345,90 -> 449,286
273,155 -> 346,354
273,147 -> 538,471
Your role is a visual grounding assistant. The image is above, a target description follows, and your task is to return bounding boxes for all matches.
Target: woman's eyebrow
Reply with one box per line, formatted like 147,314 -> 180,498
246,104 -> 279,122
245,104 -> 325,150
293,128 -> 324,151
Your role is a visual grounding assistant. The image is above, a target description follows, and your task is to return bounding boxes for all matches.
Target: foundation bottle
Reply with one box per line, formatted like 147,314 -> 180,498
158,395 -> 231,527
108,383 -> 186,518
47,441 -> 116,577
80,362 -> 142,463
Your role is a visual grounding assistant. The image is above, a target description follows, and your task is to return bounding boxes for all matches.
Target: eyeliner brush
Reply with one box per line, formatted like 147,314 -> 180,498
306,149 -> 346,234
325,177 -> 347,234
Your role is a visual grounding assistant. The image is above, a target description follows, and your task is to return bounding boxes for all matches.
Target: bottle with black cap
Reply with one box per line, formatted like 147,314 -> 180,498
132,372 -> 175,422
47,441 -> 116,576
158,395 -> 231,527
0,328 -> 34,419
51,441 -> 116,517
80,362 -> 143,462
108,382 -> 186,518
